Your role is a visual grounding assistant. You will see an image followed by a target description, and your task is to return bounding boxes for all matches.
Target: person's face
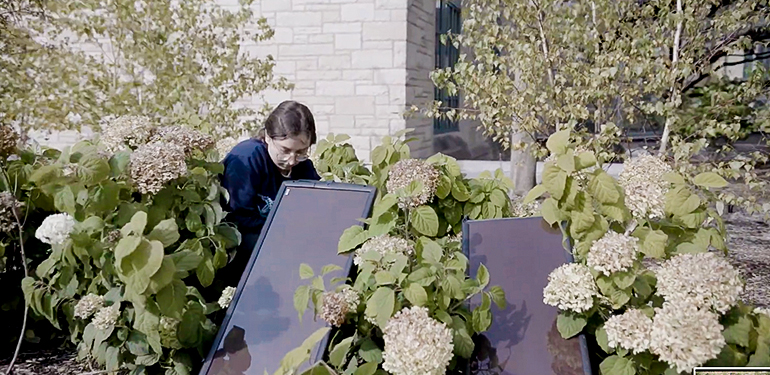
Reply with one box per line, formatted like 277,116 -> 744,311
265,134 -> 311,171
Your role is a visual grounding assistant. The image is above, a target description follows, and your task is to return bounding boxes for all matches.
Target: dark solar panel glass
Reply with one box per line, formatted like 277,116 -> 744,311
464,217 -> 592,375
199,182 -> 376,375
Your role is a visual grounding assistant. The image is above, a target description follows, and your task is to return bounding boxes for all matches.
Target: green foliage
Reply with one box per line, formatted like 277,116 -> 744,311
273,133 -> 513,375
1,0 -> 291,139
2,124 -> 239,373
533,129 -> 766,374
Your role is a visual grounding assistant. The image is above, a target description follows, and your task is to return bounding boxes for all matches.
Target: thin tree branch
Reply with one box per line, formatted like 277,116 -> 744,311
5,201 -> 28,375
659,0 -> 684,156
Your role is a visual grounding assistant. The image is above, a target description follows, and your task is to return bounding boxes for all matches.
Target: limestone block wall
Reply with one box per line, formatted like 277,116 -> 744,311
31,0 -> 438,161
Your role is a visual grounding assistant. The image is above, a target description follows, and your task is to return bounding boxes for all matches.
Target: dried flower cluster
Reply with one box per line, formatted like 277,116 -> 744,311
0,192 -> 23,233
216,137 -> 240,158
543,263 -> 598,313
382,306 -> 454,375
587,231 -> 639,275
655,252 -> 743,313
354,234 -> 414,267
0,125 -> 20,157
319,287 -> 360,327
159,316 -> 182,349
604,309 -> 652,354
618,155 -> 673,220
150,125 -> 215,156
35,213 -> 76,245
649,301 -> 725,373
386,159 -> 440,209
74,294 -> 105,319
510,195 -> 541,218
100,115 -> 154,152
105,230 -> 122,243
129,142 -> 187,194
218,286 -> 236,309
92,304 -> 121,331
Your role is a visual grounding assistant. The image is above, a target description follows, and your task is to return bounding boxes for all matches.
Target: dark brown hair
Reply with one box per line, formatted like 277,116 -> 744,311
256,100 -> 317,145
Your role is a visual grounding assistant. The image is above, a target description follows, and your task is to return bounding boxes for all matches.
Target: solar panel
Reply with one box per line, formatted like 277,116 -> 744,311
199,181 -> 377,375
463,217 -> 594,375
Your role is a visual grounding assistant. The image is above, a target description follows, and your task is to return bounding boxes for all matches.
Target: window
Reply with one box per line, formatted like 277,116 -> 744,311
434,0 -> 462,134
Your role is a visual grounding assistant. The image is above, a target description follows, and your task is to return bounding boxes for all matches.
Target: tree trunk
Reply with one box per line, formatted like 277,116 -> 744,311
510,128 -> 537,196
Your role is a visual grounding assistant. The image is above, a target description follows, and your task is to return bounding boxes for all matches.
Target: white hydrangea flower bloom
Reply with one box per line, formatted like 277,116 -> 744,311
74,293 -> 105,319
755,307 -> 770,318
650,301 -> 725,374
656,252 -> 743,313
354,234 -> 414,267
215,137 -> 240,159
386,159 -> 440,209
92,305 -> 121,331
618,155 -> 673,220
543,263 -> 598,313
35,213 -> 77,245
150,125 -> 215,156
159,316 -> 182,349
319,287 -> 360,327
100,115 -> 154,152
604,309 -> 652,354
218,286 -> 236,309
129,142 -> 188,194
587,231 -> 639,276
382,306 -> 454,375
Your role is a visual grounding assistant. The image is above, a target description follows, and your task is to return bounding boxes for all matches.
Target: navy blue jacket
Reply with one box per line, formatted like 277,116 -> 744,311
221,138 -> 321,233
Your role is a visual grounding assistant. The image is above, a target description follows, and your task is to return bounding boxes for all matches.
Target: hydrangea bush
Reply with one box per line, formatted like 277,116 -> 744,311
271,133 -> 515,375
1,120 -> 241,374
529,129 -> 770,374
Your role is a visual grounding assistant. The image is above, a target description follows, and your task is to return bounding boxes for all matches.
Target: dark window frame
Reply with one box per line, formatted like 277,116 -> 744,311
434,0 -> 462,134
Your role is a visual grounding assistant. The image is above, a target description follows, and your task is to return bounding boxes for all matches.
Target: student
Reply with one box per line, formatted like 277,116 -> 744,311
220,100 -> 321,286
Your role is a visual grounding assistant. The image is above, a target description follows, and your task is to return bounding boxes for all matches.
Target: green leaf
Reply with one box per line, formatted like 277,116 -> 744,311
106,345 -> 120,372
693,172 -> 728,188
196,257 -> 215,288
596,326 -> 612,353
451,180 -> 471,202
365,287 -> 395,328
178,303 -> 204,348
599,355 -> 636,375
419,237 -> 443,264
476,264 -> 490,288
147,257 -> 176,294
472,306 -> 492,332
436,174 -> 452,199
641,230 -> 667,259
157,279 -> 186,320
575,151 -> 597,170
542,164 -> 567,200
453,328 -> 475,358
488,286 -> 506,309
54,186 -> 76,214
353,362 -> 377,375
546,129 -> 570,156
557,153 -> 576,173
723,315 -> 752,348
404,283 -> 428,306
375,271 -> 396,285
523,185 -> 547,204
489,189 -> 507,208
358,338 -> 383,364
588,171 -> 620,204
300,263 -> 315,280
321,264 -> 343,276
540,198 -> 561,225
77,153 -> 111,185
410,206 -> 439,236
294,285 -> 310,320
122,211 -> 148,237
556,312 -> 586,339
329,337 -> 354,368
147,219 -> 180,247
169,250 -> 202,272
612,271 -> 635,290
338,226 -> 368,254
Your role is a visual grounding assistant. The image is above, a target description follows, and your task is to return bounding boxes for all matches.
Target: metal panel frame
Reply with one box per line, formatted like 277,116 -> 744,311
198,180 -> 377,375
